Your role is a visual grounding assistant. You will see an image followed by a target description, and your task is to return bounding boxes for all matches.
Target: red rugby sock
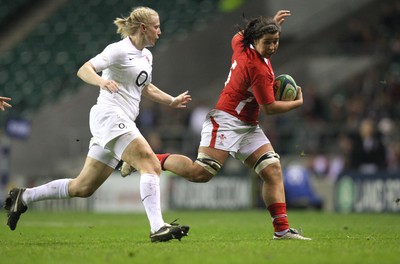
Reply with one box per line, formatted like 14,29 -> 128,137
267,202 -> 289,233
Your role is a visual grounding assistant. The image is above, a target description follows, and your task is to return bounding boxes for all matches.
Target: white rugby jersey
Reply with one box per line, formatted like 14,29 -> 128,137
89,37 -> 153,121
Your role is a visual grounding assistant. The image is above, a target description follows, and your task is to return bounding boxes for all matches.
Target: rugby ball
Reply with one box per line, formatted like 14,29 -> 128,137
273,74 -> 298,101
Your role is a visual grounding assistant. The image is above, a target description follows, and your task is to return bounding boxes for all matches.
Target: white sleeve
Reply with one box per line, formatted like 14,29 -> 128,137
89,44 -> 119,72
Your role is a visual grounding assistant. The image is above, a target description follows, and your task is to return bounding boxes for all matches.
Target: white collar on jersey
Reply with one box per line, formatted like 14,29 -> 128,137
249,44 -> 269,65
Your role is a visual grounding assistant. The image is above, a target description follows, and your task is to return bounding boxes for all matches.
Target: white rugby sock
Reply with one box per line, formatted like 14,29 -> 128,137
22,179 -> 71,206
140,173 -> 165,233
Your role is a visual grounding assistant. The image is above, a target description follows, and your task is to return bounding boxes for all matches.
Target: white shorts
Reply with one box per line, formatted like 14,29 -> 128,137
87,140 -> 120,168
199,109 -> 270,162
87,104 -> 141,167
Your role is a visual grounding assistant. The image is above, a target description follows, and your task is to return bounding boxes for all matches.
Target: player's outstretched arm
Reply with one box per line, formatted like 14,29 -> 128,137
273,10 -> 291,25
143,83 -> 192,108
169,91 -> 192,108
0,96 -> 12,111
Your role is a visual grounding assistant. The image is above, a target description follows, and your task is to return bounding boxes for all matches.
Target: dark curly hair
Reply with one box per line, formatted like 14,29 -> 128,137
237,16 -> 281,50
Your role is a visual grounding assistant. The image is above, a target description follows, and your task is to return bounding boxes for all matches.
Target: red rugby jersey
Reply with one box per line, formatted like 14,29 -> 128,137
215,33 -> 275,124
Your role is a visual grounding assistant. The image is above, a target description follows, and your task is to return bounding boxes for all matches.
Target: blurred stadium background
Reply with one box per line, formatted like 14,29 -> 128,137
0,0 -> 399,213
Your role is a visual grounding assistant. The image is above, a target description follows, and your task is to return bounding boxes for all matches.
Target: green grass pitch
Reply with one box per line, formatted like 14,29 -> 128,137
0,210 -> 398,264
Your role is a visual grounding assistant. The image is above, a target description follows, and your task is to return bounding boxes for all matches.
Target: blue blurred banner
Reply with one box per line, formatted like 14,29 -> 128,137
5,118 -> 31,139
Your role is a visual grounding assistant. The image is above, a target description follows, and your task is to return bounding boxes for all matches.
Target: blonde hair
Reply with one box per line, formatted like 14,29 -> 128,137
114,6 -> 158,38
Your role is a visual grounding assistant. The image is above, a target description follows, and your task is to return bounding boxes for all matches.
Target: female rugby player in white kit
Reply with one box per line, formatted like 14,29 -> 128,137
4,6 -> 191,242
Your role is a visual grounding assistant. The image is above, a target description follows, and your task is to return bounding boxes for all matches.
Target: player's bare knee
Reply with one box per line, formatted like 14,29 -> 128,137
265,161 -> 282,172
139,161 -> 161,175
153,161 -> 162,175
129,155 -> 161,175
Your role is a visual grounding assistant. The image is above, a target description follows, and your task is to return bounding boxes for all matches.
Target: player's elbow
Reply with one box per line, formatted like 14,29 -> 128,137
261,103 -> 277,115
77,61 -> 95,80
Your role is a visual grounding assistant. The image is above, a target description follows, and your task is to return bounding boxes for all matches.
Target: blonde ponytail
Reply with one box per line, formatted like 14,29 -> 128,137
114,6 -> 158,38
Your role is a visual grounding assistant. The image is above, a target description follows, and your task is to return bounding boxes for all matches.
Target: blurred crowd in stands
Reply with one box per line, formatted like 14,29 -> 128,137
303,0 -> 400,181
135,1 -> 400,182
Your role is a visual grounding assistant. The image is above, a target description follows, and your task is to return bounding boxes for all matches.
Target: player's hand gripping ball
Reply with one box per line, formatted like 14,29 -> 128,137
273,74 -> 298,101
